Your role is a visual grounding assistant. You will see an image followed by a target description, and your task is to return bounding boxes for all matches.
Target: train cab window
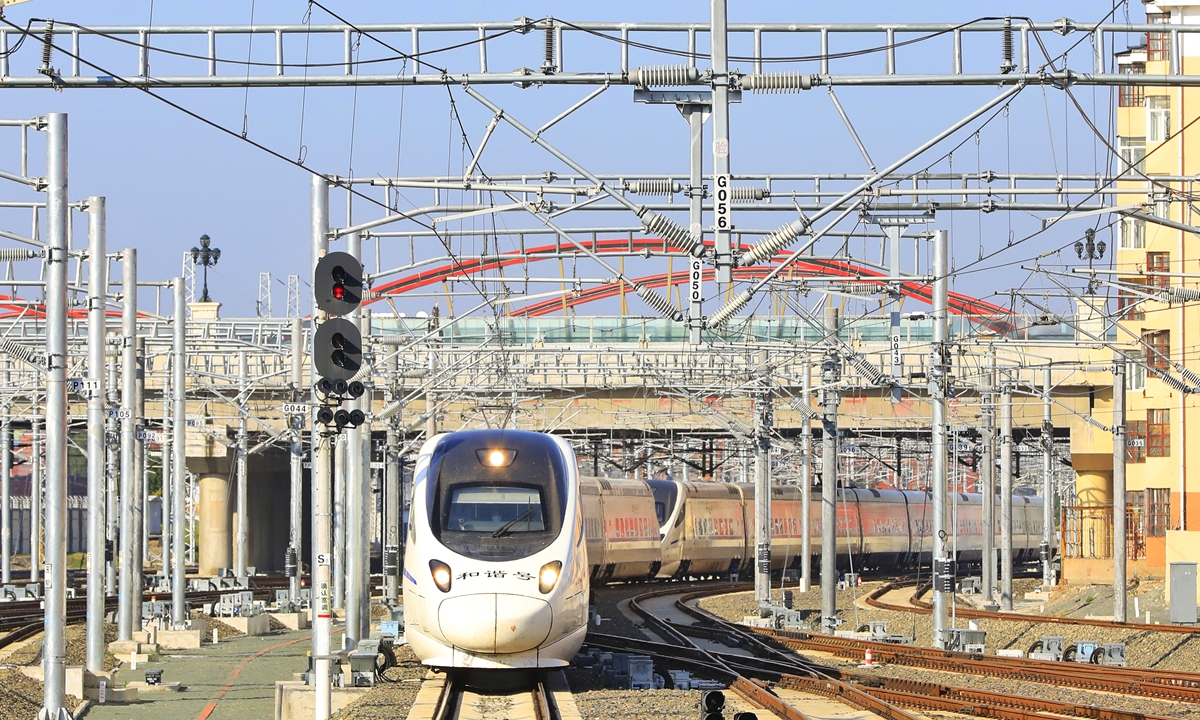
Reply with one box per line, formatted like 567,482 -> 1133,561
447,485 -> 546,533
646,480 -> 678,528
429,430 -> 568,561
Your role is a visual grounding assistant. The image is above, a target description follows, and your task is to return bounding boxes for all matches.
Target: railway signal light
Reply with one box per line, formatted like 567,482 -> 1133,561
314,318 -> 362,382
314,251 -> 363,317
700,690 -> 725,720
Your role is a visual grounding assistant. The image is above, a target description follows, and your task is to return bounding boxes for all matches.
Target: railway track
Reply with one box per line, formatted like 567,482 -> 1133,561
411,672 -> 569,720
865,579 -> 1200,635
592,584 -> 1194,720
751,625 -> 1200,705
0,577 -> 290,651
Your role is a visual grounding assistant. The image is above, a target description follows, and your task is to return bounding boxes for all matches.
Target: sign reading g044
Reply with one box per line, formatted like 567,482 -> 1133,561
314,318 -> 362,382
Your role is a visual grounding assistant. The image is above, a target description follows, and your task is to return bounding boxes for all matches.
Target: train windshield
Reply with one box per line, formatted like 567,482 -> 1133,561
446,486 -> 546,534
429,430 -> 569,561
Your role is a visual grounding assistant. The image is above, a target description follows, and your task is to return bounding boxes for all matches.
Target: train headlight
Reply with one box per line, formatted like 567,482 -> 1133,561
475,448 -> 517,467
429,560 -> 452,593
538,561 -> 562,594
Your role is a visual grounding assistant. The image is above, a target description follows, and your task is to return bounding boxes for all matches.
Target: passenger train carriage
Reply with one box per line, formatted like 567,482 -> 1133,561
403,430 -> 589,669
641,479 -> 1044,580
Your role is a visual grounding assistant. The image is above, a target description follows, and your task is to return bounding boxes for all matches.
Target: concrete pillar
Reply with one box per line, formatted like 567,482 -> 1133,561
245,450 -> 290,573
198,472 -> 232,576
1076,469 -> 1113,507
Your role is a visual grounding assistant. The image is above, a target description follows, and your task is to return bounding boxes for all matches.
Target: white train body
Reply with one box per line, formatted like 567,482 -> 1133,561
403,430 -> 589,669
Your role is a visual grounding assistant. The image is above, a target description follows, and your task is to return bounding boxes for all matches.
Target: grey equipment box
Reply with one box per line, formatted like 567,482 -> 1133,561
946,628 -> 986,653
1170,562 -> 1198,625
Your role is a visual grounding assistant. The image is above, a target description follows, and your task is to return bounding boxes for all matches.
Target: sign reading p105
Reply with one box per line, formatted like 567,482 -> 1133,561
314,251 -> 363,317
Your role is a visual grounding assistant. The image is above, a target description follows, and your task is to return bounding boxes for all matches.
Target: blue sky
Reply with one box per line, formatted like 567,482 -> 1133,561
0,1 -> 1144,318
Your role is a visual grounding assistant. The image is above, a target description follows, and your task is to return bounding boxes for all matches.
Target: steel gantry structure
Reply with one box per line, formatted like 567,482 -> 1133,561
0,5 -> 1187,718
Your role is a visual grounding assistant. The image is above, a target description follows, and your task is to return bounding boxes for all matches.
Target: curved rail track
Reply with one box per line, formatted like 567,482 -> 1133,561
865,579 -> 1200,635
590,584 -> 1196,720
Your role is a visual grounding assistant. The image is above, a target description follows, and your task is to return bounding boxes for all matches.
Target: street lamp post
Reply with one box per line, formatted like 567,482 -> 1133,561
190,234 -> 221,302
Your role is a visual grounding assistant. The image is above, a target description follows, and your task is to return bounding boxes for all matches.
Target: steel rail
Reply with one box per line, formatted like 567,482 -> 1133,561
831,675 -> 1182,720
867,579 -> 1200,635
626,584 -> 920,720
752,628 -> 1200,703
0,580 -> 290,649
661,585 -> 1191,720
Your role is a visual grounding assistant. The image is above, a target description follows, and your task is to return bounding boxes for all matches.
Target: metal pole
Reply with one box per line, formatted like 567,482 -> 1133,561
289,316 -> 304,602
980,348 -> 996,603
753,351 -> 771,607
930,228 -> 950,649
344,230 -> 364,647
0,382 -> 9,586
31,417 -> 41,585
1041,366 -> 1055,587
819,306 -> 840,634
383,353 -> 400,605
426,350 -> 438,439
310,175 -> 333,720
39,111 -> 70,720
172,278 -> 187,624
1000,383 -> 1014,611
332,432 -> 345,611
1112,356 -> 1127,622
85,196 -> 107,673
106,356 -> 118,595
133,337 -> 146,631
687,105 -> 703,345
117,248 -> 137,642
161,347 -> 172,589
357,309 -> 371,640
236,351 -> 248,580
799,360 -> 812,594
711,0 -> 732,285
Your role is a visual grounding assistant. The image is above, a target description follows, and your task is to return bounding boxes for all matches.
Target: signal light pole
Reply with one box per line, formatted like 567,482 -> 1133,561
310,176 -> 333,720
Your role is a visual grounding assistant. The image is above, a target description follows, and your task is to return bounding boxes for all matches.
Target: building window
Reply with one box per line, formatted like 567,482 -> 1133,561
1148,13 -> 1172,62
1129,362 -> 1147,392
1148,96 -> 1171,142
1146,251 -> 1170,289
1153,193 -> 1171,220
1118,136 -> 1146,177
1117,279 -> 1146,320
1119,217 -> 1145,249
1120,64 -> 1146,107
1143,329 -> 1170,376
1145,487 -> 1171,536
1126,420 -> 1147,463
1147,409 -> 1170,457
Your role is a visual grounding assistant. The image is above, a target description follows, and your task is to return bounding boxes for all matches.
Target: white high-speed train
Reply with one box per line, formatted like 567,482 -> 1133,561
403,430 -> 590,669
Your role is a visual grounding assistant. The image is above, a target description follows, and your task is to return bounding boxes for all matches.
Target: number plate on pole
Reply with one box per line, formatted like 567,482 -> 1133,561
714,173 -> 732,231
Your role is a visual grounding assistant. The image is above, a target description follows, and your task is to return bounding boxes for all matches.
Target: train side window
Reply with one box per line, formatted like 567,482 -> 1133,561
655,501 -> 667,525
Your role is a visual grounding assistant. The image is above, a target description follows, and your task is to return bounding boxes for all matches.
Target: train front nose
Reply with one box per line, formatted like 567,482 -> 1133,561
438,593 -> 553,654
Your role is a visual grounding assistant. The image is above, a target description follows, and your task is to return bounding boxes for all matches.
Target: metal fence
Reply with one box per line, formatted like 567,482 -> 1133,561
1061,504 -> 1147,561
